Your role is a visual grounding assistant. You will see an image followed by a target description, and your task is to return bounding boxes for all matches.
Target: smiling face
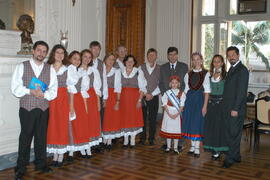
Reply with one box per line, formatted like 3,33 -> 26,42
116,46 -> 127,60
81,52 -> 92,66
125,57 -> 135,69
213,56 -> 223,70
192,54 -> 203,69
147,52 -> 157,64
32,45 -> 48,62
170,79 -> 180,89
227,50 -> 240,65
70,53 -> 81,67
105,55 -> 115,68
54,48 -> 65,63
167,51 -> 178,64
90,46 -> 101,59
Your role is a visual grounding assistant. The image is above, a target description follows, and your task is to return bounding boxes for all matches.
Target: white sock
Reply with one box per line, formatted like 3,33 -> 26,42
124,135 -> 129,145
69,151 -> 74,157
166,139 -> 171,149
80,150 -> 86,155
107,139 -> 112,145
194,141 -> 200,154
190,140 -> 195,152
86,148 -> 91,156
130,135 -> 136,146
57,154 -> 64,162
53,153 -> 58,161
173,139 -> 179,150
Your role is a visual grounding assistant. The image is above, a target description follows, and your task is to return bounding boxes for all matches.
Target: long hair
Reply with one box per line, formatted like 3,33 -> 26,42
80,49 -> 93,67
210,54 -> 226,80
68,50 -> 81,69
190,52 -> 205,71
103,52 -> 116,64
47,44 -> 68,65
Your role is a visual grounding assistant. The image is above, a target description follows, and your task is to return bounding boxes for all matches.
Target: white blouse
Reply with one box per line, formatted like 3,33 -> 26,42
11,58 -> 58,101
106,67 -> 122,93
116,59 -> 125,71
55,65 -> 68,76
122,67 -> 147,93
183,69 -> 211,94
81,66 -> 102,98
161,89 -> 186,107
66,65 -> 86,94
93,58 -> 108,100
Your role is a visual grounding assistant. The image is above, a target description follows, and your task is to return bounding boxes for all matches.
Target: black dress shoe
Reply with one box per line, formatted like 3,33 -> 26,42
35,166 -> 53,173
139,140 -> 145,145
234,158 -> 241,163
149,141 -> 155,146
187,151 -> 194,155
130,145 -> 135,149
194,153 -> 200,158
161,144 -> 167,150
50,161 -> 58,167
66,156 -> 74,162
122,145 -> 128,148
178,146 -> 183,152
56,162 -> 63,167
14,172 -> 24,180
106,144 -> 112,150
222,161 -> 233,168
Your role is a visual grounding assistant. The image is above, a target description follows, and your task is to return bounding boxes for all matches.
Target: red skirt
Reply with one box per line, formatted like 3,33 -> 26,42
103,88 -> 121,132
47,88 -> 69,145
71,92 -> 89,144
86,88 -> 101,139
120,87 -> 144,129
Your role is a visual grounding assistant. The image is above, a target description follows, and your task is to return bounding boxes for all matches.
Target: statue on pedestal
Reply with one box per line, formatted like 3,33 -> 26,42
17,14 -> 34,55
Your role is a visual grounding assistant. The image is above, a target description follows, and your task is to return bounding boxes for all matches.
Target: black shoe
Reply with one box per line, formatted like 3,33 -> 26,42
194,153 -> 200,158
56,162 -> 63,167
139,140 -> 145,145
187,151 -> 194,155
222,161 -> 233,168
178,146 -> 183,152
161,144 -> 167,150
14,171 -> 24,180
50,161 -> 58,168
80,154 -> 87,159
66,156 -> 74,162
35,166 -> 53,173
106,144 -> 112,150
234,158 -> 241,163
164,148 -> 170,153
86,154 -> 92,159
211,153 -> 221,161
130,145 -> 135,149
149,140 -> 155,146
174,149 -> 180,154
123,145 -> 128,148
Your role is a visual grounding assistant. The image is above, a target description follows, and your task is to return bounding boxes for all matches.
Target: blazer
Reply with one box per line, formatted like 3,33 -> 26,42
159,61 -> 188,95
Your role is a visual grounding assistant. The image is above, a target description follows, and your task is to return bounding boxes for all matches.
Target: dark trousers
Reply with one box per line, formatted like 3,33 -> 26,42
225,115 -> 244,163
16,108 -> 49,173
141,95 -> 159,142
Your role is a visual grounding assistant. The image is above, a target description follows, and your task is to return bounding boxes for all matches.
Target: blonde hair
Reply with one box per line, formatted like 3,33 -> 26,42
191,52 -> 205,70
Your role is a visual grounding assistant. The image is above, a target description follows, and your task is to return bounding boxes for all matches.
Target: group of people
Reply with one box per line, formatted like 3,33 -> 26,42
11,40 -> 249,180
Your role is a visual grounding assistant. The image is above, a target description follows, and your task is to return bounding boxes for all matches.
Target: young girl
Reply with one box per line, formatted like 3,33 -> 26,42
120,55 -> 147,148
160,76 -> 186,154
102,53 -> 122,149
80,49 -> 102,152
182,52 -> 210,158
47,44 -> 69,167
67,50 -> 91,159
203,55 -> 228,160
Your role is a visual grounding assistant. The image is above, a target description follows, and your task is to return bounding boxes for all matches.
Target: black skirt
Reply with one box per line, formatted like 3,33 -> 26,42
203,95 -> 229,152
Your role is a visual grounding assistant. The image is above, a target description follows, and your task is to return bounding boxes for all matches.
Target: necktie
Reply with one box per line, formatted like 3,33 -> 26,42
171,64 -> 174,70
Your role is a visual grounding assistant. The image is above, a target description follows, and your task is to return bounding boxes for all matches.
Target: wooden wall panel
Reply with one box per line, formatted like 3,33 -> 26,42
106,0 -> 146,65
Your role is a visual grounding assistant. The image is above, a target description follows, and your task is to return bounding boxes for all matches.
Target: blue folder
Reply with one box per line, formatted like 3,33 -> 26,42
28,77 -> 48,93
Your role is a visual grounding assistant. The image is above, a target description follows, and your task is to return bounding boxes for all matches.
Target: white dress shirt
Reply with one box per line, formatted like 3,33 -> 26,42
162,89 -> 186,107
122,67 -> 147,93
183,69 -> 211,94
170,62 -> 177,70
93,58 -> 108,100
106,67 -> 122,93
11,58 -> 58,101
81,66 -> 102,98
67,65 -> 86,94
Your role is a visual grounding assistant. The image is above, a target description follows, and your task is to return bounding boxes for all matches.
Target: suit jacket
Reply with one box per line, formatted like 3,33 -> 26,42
223,61 -> 249,117
159,61 -> 188,95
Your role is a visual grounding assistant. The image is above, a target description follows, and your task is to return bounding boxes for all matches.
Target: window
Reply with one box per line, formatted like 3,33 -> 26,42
202,0 -> 215,16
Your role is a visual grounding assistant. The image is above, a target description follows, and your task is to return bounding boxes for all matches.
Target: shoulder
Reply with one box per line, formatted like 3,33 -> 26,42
177,61 -> 188,68
160,62 -> 169,70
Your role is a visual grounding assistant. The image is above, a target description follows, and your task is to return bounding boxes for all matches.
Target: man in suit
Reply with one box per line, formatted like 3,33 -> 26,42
222,46 -> 249,168
159,47 -> 188,150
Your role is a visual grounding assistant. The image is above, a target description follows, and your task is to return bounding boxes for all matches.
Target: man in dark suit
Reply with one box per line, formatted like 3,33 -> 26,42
222,46 -> 249,168
159,47 -> 188,151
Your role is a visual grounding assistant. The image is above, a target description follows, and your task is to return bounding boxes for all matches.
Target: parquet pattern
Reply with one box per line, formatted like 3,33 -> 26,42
1,133 -> 270,179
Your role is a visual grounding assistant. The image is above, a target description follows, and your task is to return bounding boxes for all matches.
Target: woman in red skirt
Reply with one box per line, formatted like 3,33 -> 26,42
102,53 -> 122,149
67,50 -> 91,159
46,44 -> 69,167
80,49 -> 102,154
120,55 -> 147,148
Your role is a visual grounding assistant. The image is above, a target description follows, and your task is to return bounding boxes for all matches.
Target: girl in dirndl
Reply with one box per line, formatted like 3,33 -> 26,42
203,54 -> 228,160
102,53 -> 122,150
120,55 -> 147,148
182,52 -> 211,158
160,75 -> 186,154
81,49 -> 102,154
68,50 -> 91,159
47,44 -> 69,167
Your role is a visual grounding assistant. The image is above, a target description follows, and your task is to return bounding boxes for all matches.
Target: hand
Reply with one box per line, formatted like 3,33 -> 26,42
171,113 -> 179,119
114,101 -> 120,111
103,100 -> 107,108
97,101 -> 101,112
202,106 -> 207,117
179,107 -> 184,112
136,100 -> 142,109
36,89 -> 44,98
231,110 -> 238,117
145,94 -> 153,101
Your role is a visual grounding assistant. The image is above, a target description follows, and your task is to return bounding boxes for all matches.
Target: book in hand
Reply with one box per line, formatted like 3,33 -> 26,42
28,77 -> 48,93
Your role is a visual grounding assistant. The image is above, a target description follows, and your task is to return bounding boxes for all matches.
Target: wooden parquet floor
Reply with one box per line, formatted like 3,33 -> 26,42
1,134 -> 270,180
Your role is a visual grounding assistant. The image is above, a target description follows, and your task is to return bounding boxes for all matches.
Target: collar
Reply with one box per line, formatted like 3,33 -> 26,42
56,65 -> 68,75
232,60 -> 241,67
170,62 -> 177,67
30,57 -> 44,67
146,62 -> 156,69
122,67 -> 138,78
107,67 -> 116,77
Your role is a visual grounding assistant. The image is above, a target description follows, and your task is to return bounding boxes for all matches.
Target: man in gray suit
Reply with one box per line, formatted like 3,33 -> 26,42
159,47 -> 188,151
222,46 -> 249,168
159,47 -> 188,94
